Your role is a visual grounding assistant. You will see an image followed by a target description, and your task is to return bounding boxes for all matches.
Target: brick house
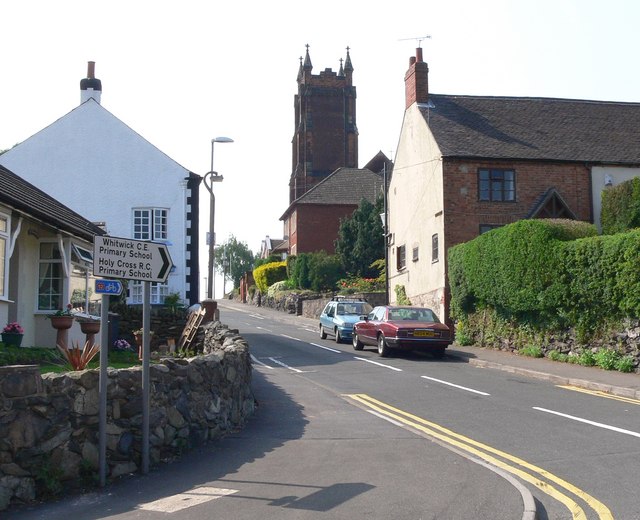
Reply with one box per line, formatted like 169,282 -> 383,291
281,165 -> 387,255
388,48 -> 640,322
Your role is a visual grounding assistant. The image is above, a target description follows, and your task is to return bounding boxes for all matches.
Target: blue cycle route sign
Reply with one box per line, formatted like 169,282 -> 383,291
95,279 -> 123,295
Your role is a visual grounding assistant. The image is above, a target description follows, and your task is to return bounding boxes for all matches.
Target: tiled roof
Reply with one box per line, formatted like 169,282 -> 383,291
0,164 -> 105,241
422,94 -> 640,164
295,167 -> 384,205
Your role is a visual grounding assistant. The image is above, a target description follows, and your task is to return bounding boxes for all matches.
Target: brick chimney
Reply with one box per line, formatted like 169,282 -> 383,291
404,48 -> 429,109
80,61 -> 102,104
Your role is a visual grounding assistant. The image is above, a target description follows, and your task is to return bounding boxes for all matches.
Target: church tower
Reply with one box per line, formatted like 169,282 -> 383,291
289,45 -> 358,202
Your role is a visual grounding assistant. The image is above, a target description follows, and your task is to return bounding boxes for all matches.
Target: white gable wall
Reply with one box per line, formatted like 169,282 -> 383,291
388,104 -> 447,320
0,100 -> 193,304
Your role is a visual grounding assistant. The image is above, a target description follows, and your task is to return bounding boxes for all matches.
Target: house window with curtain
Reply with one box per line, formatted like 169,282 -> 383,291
0,214 -> 9,299
133,208 -> 168,241
478,169 -> 515,202
38,242 -> 63,311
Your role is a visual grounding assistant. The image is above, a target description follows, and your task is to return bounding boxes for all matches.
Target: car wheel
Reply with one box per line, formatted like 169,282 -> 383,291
377,334 -> 391,357
432,346 -> 446,359
352,332 -> 364,350
334,329 -> 342,343
319,325 -> 327,339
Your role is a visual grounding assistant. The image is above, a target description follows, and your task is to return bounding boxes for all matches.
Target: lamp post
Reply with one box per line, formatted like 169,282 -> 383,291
203,136 -> 233,300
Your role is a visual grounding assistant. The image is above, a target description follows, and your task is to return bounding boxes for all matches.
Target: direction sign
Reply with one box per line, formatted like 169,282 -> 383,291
95,279 -> 123,295
93,236 -> 173,283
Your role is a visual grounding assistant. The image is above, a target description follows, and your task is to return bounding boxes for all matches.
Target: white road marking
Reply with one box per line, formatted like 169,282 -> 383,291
309,342 -> 342,353
367,409 -> 406,427
138,487 -> 238,513
533,407 -> 640,438
281,334 -> 302,341
354,357 -> 403,372
421,376 -> 490,396
250,354 -> 274,369
249,314 -> 265,320
256,326 -> 272,332
269,357 -> 305,373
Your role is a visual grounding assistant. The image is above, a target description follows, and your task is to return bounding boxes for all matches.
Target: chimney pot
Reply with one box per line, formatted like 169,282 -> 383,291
87,61 -> 95,79
409,56 -> 416,66
416,48 -> 423,62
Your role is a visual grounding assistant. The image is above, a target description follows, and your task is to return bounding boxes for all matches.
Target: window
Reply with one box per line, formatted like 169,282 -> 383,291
478,169 -> 515,201
432,234 -> 439,263
480,224 -> 502,235
412,246 -> 419,262
133,208 -> 168,241
396,245 -> 406,270
0,214 -> 8,298
38,242 -> 63,311
130,281 -> 169,304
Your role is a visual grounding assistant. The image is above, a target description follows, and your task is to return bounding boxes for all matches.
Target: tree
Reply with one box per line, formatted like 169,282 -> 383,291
335,197 -> 384,278
214,235 -> 255,292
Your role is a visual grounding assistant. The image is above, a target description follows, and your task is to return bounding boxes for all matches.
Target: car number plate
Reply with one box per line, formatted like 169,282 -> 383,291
414,330 -> 438,337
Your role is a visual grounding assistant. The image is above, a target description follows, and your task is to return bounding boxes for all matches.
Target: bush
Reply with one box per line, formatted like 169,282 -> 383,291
594,348 -> 621,371
601,177 -> 640,235
253,261 -> 287,294
615,356 -> 635,373
519,344 -> 543,358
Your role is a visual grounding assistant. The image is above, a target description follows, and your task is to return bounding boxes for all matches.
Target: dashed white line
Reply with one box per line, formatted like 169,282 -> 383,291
309,342 -> 342,353
281,334 -> 303,341
421,376 -> 490,396
533,407 -> 640,438
269,357 -> 305,373
256,326 -> 273,332
250,354 -> 274,369
354,357 -> 403,372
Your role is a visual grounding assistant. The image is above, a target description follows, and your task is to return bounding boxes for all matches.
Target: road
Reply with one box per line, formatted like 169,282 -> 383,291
8,301 -> 640,519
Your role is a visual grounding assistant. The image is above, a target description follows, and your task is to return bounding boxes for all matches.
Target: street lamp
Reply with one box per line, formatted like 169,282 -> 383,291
203,136 -> 234,300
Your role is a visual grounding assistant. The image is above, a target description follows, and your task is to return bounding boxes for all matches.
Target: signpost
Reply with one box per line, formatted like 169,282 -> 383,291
94,236 -> 173,484
93,236 -> 172,283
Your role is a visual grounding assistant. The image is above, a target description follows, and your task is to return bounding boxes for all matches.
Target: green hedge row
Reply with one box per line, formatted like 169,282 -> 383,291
448,219 -> 640,334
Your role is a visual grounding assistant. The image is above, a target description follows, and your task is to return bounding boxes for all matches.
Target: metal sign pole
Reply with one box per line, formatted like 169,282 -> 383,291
142,281 -> 151,474
99,293 -> 109,486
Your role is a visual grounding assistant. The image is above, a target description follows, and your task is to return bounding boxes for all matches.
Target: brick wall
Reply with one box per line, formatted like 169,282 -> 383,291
443,159 -> 592,249
295,204 -> 358,254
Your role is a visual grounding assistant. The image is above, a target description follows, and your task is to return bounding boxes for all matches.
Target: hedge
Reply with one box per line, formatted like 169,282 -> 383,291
449,219 -> 596,321
601,177 -> 640,235
253,261 -> 287,294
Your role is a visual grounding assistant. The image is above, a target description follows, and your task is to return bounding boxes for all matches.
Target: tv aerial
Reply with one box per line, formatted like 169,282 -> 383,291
399,35 -> 432,47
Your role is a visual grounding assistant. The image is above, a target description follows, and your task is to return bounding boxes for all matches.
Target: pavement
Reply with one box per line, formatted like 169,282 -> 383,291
219,299 -> 640,401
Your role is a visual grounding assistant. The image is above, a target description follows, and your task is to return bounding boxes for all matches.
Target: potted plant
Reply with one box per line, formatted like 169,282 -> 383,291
2,322 -> 24,347
48,304 -> 75,348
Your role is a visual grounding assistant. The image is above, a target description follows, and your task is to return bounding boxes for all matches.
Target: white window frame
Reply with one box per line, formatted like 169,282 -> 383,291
0,213 -> 10,299
37,240 -> 64,312
130,281 -> 169,304
133,208 -> 168,241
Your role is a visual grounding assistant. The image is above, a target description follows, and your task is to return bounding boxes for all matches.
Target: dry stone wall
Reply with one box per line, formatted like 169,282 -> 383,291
0,321 -> 254,511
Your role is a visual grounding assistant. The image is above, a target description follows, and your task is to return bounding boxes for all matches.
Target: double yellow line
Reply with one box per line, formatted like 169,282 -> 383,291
345,393 -> 613,520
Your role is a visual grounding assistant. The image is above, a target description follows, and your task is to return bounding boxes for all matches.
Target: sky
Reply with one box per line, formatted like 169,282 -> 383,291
1,0 -> 639,298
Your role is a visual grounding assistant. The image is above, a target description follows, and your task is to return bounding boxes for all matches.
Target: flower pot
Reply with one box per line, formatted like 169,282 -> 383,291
49,316 -> 74,330
79,321 -> 100,348
2,333 -> 23,347
49,315 -> 74,348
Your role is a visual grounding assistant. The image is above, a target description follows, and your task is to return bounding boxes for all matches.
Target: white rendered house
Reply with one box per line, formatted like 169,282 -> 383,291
0,62 -> 202,306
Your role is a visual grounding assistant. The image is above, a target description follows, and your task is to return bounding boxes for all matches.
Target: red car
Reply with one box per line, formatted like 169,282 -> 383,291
352,305 -> 452,358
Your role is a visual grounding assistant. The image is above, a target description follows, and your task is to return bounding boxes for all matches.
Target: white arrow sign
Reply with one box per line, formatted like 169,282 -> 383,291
93,236 -> 173,283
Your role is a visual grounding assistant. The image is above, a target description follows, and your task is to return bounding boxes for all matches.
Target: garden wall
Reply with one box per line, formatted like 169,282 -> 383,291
0,321 -> 255,511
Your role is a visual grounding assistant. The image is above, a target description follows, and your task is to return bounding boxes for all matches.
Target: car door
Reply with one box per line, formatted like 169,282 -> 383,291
320,302 -> 335,335
357,306 -> 381,345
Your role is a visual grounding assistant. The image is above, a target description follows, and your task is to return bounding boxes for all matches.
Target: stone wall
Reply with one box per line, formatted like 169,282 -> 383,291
0,321 -> 255,511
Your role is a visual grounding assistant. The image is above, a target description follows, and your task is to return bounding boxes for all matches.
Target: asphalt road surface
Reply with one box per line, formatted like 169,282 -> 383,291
8,301 -> 640,520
